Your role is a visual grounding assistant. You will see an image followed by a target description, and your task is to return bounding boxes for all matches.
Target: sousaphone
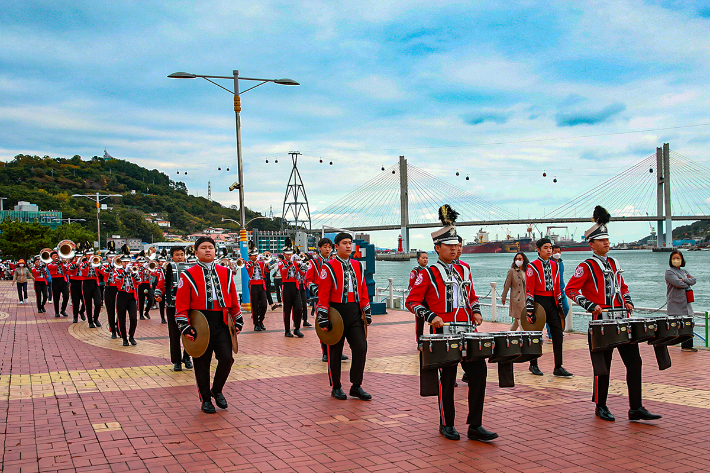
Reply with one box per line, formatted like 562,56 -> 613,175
182,310 -> 210,358
315,306 -> 345,345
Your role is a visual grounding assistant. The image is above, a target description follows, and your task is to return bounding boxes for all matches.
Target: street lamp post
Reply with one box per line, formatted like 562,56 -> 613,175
71,193 -> 121,249
169,70 -> 298,307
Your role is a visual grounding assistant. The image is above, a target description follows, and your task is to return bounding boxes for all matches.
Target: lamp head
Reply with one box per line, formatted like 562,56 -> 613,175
274,78 -> 299,86
168,72 -> 197,79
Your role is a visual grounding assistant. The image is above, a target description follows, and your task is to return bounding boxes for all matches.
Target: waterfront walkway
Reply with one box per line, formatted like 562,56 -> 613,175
1,281 -> 709,473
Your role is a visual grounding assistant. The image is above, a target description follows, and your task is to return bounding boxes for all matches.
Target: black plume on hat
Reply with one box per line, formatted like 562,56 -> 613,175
592,206 -> 611,225
249,241 -> 256,251
222,247 -> 228,256
76,241 -> 83,251
139,250 -> 145,257
108,241 -> 115,251
121,244 -> 130,255
438,204 -> 459,226
285,237 -> 292,247
161,248 -> 167,257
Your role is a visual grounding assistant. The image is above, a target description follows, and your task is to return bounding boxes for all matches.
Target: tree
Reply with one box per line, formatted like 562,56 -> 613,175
0,219 -> 53,261
51,223 -> 97,247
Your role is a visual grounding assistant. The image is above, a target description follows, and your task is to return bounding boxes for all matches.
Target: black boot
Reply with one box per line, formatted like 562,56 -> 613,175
439,425 -> 460,440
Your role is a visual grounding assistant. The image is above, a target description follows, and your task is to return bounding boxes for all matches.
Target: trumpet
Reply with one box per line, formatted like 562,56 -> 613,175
90,255 -> 103,268
147,260 -> 158,272
57,240 -> 75,260
112,255 -> 122,267
219,257 -> 233,270
130,265 -> 141,275
40,248 -> 53,264
234,257 -> 245,270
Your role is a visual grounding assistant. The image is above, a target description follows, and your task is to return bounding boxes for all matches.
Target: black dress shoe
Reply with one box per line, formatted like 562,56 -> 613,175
129,337 -> 137,346
439,425 -> 460,440
260,323 -> 266,331
173,362 -> 182,371
88,321 -> 96,328
72,318 -> 78,323
595,405 -> 615,422
303,321 -> 313,327
341,354 -> 349,361
211,391 -> 228,409
55,313 -> 61,318
254,325 -> 262,332
80,313 -> 85,321
140,315 -> 145,320
111,332 -> 117,339
201,401 -> 216,414
322,354 -> 328,362
294,329 -> 304,338
553,367 -> 573,377
331,388 -> 347,400
285,331 -> 294,338
468,425 -> 498,441
462,373 -> 469,383
629,407 -> 662,421
144,313 -> 150,319
349,386 -> 372,400
161,318 -> 167,324
529,364 -> 544,376
93,320 -> 101,327
61,311 -> 69,317
183,357 -> 193,369
123,339 -> 129,346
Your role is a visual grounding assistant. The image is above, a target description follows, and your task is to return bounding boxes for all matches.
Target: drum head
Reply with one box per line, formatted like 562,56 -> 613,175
521,303 -> 547,331
227,314 -> 239,354
315,306 -> 345,345
182,310 -> 210,358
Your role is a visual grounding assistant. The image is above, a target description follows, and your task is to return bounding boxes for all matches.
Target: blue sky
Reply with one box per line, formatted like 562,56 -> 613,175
2,1 -> 710,249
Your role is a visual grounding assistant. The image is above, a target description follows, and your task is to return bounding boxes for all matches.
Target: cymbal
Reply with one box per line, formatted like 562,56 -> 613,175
520,303 -> 547,331
182,310 -> 210,358
315,306 -> 345,346
227,313 -> 239,354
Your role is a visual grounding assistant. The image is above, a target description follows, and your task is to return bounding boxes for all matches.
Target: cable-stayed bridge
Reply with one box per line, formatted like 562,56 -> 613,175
311,144 -> 710,251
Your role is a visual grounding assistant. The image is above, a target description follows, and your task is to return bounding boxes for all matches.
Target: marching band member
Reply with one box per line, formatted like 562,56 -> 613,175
317,232 -> 372,401
154,246 -> 193,371
408,250 -> 429,343
47,251 -> 70,317
98,251 -> 121,339
31,257 -> 50,313
67,244 -> 86,323
296,253 -> 311,327
154,250 -> 168,324
279,238 -> 305,338
245,242 -> 268,331
525,238 -> 573,377
174,237 -> 243,413
114,255 -> 142,346
406,205 -> 496,442
306,237 -> 349,362
136,252 -> 153,320
79,245 -> 102,328
565,206 -> 661,422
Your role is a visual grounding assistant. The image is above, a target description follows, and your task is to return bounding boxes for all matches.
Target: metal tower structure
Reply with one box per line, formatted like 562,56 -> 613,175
281,151 -> 311,231
208,181 -> 212,201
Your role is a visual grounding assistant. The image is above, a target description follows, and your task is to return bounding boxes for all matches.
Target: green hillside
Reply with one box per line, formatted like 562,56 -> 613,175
0,154 -> 283,243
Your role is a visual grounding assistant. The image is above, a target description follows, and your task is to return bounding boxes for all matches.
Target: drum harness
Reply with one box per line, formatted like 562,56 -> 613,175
432,262 -> 477,336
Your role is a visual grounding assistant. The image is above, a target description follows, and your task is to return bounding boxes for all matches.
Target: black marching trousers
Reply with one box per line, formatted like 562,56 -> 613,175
299,288 -> 308,323
264,273 -> 274,305
34,281 -> 48,309
104,286 -> 118,334
590,335 -> 642,409
530,295 -> 564,369
282,282 -> 302,331
82,279 -> 101,323
51,279 -> 69,314
116,291 -> 137,339
249,284 -> 267,326
192,310 -> 234,402
437,359 -> 487,427
273,278 -> 282,303
326,302 -> 367,390
70,280 -> 84,318
166,307 -> 189,364
158,298 -> 165,321
138,283 -> 153,316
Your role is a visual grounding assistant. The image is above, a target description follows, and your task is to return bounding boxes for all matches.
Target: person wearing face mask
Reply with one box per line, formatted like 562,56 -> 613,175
665,250 -> 697,352
502,252 -> 529,331
12,259 -> 34,304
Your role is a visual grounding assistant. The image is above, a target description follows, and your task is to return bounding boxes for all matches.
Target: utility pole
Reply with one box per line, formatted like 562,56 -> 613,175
71,193 -> 121,249
0,197 -> 6,211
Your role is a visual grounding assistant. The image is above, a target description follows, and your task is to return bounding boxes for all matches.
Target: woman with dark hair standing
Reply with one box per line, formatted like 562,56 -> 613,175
665,250 -> 697,352
501,252 -> 529,331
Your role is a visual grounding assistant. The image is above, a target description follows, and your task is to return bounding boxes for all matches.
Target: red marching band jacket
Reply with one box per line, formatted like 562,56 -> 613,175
564,254 -> 632,319
245,260 -> 267,289
405,261 -> 480,324
316,256 -> 371,318
279,258 -> 305,283
46,261 -> 68,282
408,265 -> 426,290
66,260 -> 84,281
97,263 -> 120,288
305,254 -> 328,294
78,260 -> 99,282
113,267 -> 142,295
31,265 -> 49,282
525,257 -> 563,312
174,263 -> 243,330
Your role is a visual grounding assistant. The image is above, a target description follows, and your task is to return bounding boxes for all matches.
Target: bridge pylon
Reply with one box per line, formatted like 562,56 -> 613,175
399,155 -> 410,253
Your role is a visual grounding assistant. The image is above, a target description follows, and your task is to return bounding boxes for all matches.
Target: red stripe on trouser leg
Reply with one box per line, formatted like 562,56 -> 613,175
327,344 -> 333,386
594,376 -> 598,404
438,368 -> 445,425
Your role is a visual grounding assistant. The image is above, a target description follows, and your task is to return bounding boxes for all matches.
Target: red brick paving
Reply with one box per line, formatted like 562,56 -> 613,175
0,281 -> 709,472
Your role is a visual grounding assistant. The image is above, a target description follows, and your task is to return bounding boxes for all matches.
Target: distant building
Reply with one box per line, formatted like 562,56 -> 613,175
0,201 -> 62,229
107,236 -> 142,251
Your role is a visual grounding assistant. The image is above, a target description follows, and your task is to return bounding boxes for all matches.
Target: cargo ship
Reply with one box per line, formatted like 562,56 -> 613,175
461,229 -> 533,254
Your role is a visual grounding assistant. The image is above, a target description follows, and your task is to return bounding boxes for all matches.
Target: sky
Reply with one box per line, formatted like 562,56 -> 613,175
2,0 -> 710,249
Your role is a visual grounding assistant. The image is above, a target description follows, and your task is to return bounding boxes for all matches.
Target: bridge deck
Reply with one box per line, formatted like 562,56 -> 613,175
1,280 -> 709,472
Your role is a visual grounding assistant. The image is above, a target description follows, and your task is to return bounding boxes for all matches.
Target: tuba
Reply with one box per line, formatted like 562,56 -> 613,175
112,255 -> 122,267
57,240 -> 76,260
40,248 -> 53,264
90,255 -> 103,268
147,260 -> 158,272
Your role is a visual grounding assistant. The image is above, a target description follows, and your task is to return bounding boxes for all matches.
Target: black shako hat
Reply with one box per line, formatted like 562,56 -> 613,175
584,206 -> 611,241
249,241 -> 258,256
431,204 -> 459,245
282,237 -> 294,253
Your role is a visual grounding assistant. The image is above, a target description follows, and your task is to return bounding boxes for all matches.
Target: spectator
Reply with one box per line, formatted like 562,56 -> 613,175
501,252 -> 529,331
12,259 -> 34,304
665,250 -> 697,352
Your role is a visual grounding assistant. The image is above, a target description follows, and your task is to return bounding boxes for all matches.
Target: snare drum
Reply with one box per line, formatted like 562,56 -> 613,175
463,332 -> 494,361
627,317 -> 657,344
647,316 -> 680,346
588,319 -> 631,352
488,332 -> 522,363
670,315 -> 695,345
516,331 -> 543,362
419,334 -> 463,370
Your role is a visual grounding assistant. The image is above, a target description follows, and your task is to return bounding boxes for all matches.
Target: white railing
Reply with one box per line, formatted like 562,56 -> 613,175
375,278 -> 409,309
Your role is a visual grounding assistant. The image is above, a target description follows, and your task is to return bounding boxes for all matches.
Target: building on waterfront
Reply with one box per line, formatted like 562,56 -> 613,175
0,201 -> 63,229
107,236 -> 142,251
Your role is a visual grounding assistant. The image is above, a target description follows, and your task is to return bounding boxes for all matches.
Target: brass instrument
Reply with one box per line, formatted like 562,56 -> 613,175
147,246 -> 157,260
57,240 -> 76,260
112,255 -> 122,267
219,257 -> 233,270
147,260 -> 158,272
234,257 -> 245,270
40,248 -> 53,264
90,255 -> 103,268
130,265 -> 141,275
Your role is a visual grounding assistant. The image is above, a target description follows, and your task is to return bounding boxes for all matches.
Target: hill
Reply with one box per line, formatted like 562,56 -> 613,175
0,154 -> 283,242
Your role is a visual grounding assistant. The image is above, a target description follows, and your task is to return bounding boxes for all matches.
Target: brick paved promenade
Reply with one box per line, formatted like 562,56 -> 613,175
1,281 -> 709,472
